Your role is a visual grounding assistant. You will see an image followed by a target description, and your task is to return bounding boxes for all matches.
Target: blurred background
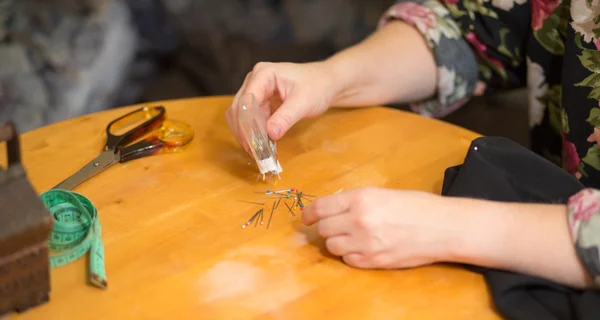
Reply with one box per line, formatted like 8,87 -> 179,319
0,0 -> 529,146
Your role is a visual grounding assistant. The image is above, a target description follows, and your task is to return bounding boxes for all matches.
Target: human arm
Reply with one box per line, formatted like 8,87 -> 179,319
226,0 -> 530,144
227,0 -> 530,143
226,0 -> 480,142
302,187 -> 600,290
323,20 -> 439,108
226,19 -> 443,142
445,193 -> 597,289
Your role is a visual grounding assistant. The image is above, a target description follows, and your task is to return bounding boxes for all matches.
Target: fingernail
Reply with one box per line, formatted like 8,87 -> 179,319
271,125 -> 280,137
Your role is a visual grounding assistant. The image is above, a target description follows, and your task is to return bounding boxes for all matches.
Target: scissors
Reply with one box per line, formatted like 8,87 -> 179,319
53,105 -> 194,191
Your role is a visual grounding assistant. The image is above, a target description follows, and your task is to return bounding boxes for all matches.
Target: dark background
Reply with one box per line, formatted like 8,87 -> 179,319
0,0 -> 529,146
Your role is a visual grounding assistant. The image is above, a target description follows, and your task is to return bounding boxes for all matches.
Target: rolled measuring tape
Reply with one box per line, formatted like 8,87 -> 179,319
40,189 -> 107,289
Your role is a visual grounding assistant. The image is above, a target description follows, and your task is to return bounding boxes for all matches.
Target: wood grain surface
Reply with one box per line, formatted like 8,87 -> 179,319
0,96 -> 499,319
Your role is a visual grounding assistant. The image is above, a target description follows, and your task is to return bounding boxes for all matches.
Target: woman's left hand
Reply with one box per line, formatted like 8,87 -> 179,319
302,186 -> 460,269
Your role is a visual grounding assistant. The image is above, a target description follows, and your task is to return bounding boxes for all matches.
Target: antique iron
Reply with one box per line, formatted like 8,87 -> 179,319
0,122 -> 53,316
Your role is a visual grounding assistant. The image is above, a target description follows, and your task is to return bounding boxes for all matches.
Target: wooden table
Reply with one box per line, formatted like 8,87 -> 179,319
2,96 -> 499,319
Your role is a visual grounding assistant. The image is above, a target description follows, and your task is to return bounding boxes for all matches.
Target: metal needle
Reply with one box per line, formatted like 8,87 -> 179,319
267,202 -> 276,229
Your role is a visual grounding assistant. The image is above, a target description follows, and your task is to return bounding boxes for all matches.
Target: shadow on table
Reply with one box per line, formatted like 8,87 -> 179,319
291,221 -> 340,264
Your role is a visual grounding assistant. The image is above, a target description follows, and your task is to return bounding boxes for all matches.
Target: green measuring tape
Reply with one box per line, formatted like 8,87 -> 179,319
40,189 -> 107,289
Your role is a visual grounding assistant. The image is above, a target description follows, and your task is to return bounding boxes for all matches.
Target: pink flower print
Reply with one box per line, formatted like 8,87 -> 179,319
531,0 -> 561,31
587,105 -> 600,146
442,0 -> 460,5
465,32 -> 487,54
587,127 -> 600,146
488,57 -> 504,69
465,32 -> 505,69
595,39 -> 600,50
473,81 -> 487,96
384,3 -> 437,35
569,188 -> 591,205
562,134 -> 582,178
568,189 -> 600,235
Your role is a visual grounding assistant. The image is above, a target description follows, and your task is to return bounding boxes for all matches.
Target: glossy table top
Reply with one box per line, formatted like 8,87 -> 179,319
1,96 -> 498,319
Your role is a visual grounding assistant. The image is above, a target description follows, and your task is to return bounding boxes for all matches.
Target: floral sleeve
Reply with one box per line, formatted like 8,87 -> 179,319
567,188 -> 600,287
378,0 -> 529,117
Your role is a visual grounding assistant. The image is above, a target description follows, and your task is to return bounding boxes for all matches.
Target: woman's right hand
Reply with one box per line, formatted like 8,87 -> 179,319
225,61 -> 338,148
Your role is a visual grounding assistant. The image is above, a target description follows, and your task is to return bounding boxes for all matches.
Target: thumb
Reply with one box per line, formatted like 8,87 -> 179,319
267,94 -> 306,140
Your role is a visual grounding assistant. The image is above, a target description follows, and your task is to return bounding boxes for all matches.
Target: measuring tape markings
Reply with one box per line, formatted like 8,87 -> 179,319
40,189 -> 107,289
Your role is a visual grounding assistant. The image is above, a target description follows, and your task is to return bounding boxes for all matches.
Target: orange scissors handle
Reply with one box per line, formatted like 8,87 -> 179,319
118,119 -> 195,162
105,106 -> 166,151
52,106 -> 167,191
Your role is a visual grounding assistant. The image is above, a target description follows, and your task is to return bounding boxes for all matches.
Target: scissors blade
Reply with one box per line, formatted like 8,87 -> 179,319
52,150 -> 119,190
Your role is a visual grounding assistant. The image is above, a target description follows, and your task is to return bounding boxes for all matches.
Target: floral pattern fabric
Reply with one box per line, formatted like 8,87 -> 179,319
568,188 -> 600,286
379,0 -> 600,287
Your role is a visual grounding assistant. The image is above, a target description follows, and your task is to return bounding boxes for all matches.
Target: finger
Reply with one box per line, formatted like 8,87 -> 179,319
258,94 -> 281,120
244,63 -> 278,108
259,97 -> 279,150
226,113 -> 250,155
227,72 -> 253,153
227,73 -> 251,138
316,213 -> 353,238
225,110 -> 240,144
243,66 -> 302,141
266,90 -> 307,140
342,252 -> 383,269
325,235 -> 357,257
344,253 -> 392,269
302,189 -> 363,226
342,253 -> 373,269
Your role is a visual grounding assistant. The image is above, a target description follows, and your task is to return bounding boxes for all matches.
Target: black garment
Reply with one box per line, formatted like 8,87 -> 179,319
440,136 -> 600,320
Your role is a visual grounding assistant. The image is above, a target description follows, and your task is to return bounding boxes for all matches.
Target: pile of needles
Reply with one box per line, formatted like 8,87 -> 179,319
238,188 -> 316,229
